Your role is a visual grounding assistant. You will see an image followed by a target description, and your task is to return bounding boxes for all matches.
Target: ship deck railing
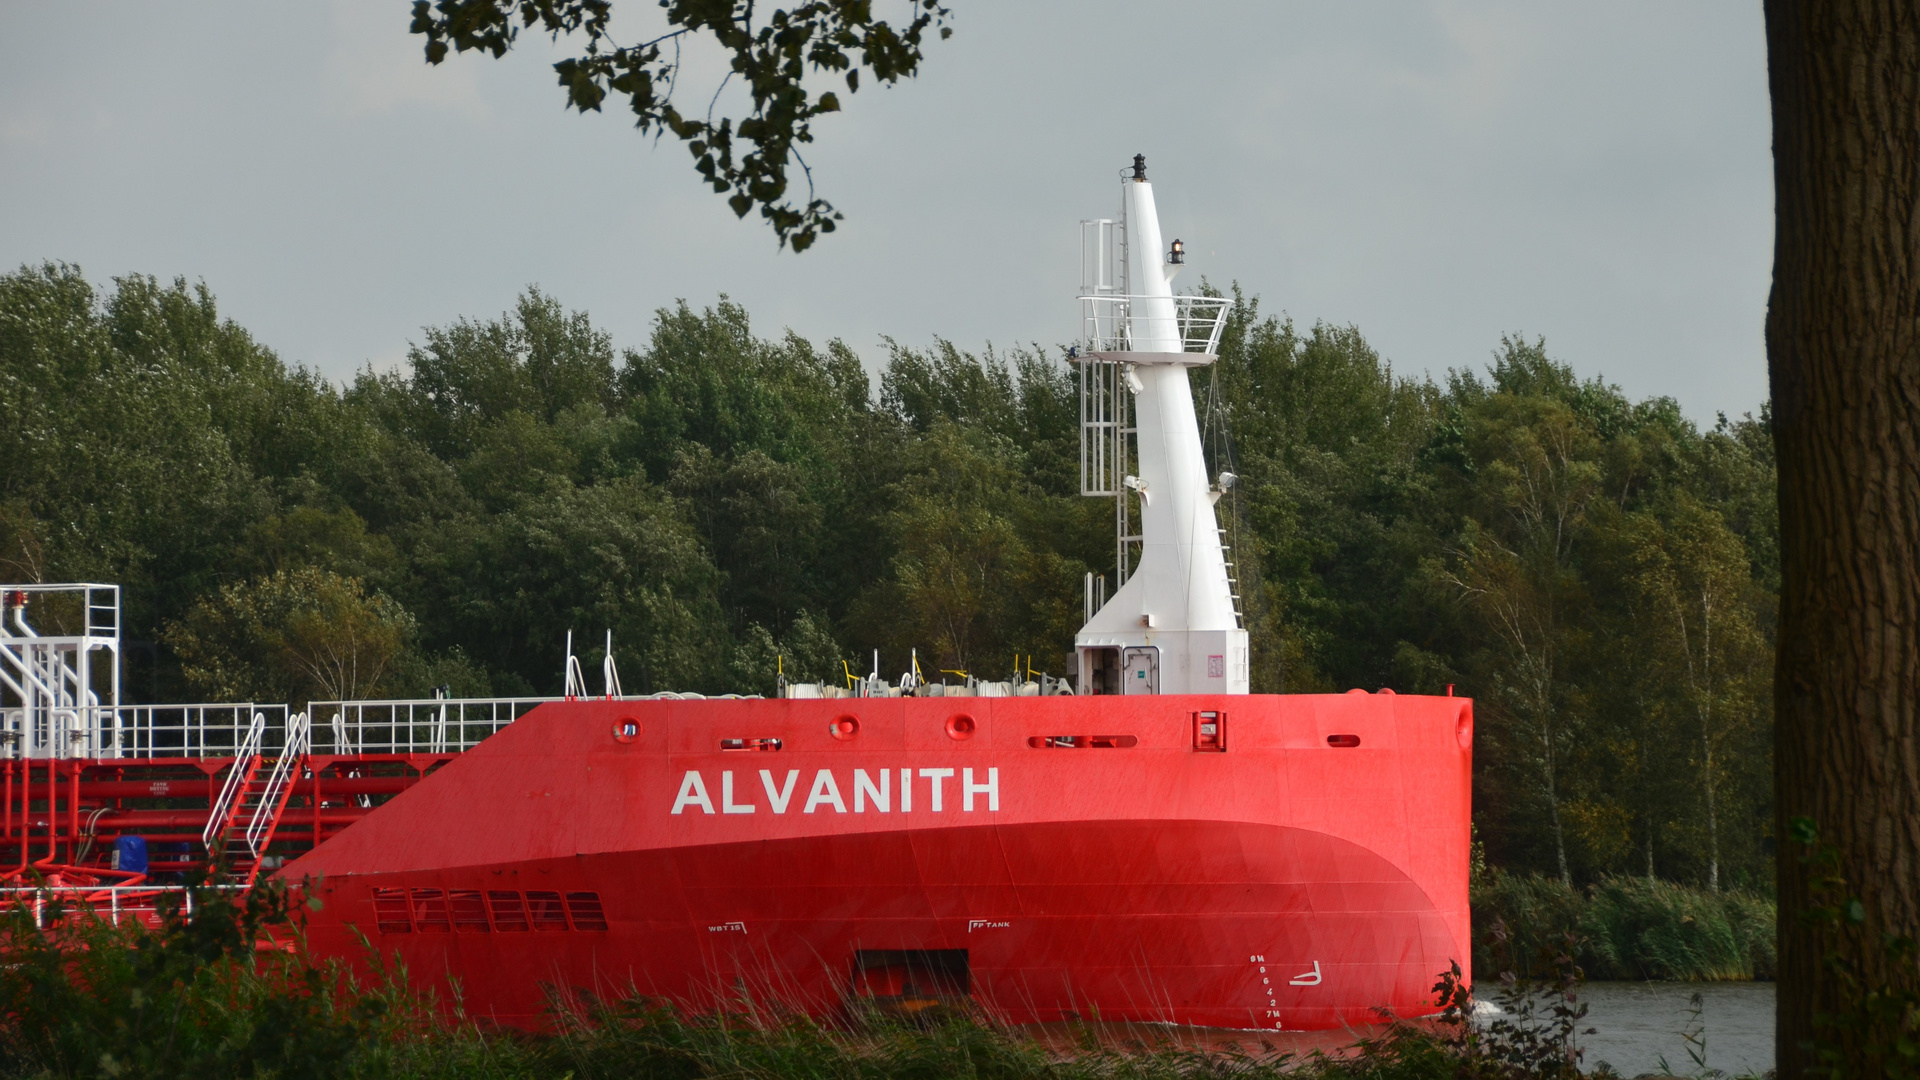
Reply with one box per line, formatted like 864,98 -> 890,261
312,693 -> 766,755
0,884 -> 249,927
0,703 -> 290,760
311,697 -> 552,756
1,691 -> 778,761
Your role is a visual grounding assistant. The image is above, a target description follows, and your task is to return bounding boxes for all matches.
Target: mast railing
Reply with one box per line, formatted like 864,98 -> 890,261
1078,295 -> 1233,355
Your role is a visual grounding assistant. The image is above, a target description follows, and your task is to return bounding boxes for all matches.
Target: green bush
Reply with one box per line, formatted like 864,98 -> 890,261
1472,868 -> 1776,981
0,884 -> 385,1079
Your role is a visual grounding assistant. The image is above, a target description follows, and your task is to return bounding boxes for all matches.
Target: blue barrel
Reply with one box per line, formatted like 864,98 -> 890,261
113,835 -> 148,874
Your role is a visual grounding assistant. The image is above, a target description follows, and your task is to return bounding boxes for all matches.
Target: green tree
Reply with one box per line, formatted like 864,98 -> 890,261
857,424 -> 1032,674
0,264 -> 346,696
1441,386 -> 1606,886
436,477 -> 726,694
1621,496 -> 1770,893
730,609 -> 846,692
165,567 -> 416,704
403,287 -> 617,459
670,446 -> 825,634
1206,301 -> 1445,694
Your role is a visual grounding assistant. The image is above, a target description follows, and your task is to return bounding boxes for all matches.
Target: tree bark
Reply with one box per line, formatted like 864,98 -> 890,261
1768,2 -> 1920,1074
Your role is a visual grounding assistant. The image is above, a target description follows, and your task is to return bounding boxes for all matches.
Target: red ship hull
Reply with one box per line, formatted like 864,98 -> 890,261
287,691 -> 1472,1031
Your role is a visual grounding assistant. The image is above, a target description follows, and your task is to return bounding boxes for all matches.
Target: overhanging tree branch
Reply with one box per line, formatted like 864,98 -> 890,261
410,0 -> 952,252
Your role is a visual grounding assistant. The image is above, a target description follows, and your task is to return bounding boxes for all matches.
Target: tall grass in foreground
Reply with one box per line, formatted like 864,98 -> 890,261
0,883 -> 1614,1080
1473,870 -> 1777,981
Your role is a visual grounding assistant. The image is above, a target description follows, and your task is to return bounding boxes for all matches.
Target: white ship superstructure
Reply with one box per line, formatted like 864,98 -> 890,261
1074,156 -> 1249,695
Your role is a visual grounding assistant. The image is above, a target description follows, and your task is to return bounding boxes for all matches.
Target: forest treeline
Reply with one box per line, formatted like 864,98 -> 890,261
0,263 -> 1775,891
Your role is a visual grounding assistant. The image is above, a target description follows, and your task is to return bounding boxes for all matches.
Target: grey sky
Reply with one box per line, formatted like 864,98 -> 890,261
1,1 -> 1772,420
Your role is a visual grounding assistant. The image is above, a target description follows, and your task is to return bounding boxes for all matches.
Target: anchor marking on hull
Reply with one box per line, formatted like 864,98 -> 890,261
1289,961 -> 1322,986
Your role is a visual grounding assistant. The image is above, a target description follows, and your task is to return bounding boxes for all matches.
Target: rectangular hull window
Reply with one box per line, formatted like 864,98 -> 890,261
527,890 -> 569,931
373,888 -> 411,934
450,889 -> 490,931
410,888 -> 451,932
566,891 -> 609,931
488,890 -> 530,932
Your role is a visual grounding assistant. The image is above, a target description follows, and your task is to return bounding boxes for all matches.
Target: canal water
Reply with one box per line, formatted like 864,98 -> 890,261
1573,981 -> 1774,1077
1026,981 -> 1776,1075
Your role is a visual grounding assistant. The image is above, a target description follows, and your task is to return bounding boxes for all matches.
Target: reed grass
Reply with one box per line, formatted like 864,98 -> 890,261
1472,869 -> 1776,981
0,881 -> 1609,1080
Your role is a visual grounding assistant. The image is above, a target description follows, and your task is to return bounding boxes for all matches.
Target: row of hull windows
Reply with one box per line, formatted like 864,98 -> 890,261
373,888 -> 608,934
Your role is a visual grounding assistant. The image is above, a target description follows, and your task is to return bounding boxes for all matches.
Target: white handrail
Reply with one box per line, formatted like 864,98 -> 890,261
0,883 -> 249,925
202,712 -> 265,849
312,697 -> 550,755
603,630 -> 623,698
242,711 -> 309,858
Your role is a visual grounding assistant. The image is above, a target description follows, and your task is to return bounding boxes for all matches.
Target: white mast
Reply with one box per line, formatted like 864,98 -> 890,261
1074,156 -> 1248,695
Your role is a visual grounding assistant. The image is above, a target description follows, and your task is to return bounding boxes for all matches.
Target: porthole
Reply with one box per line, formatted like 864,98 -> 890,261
829,715 -> 860,741
1327,733 -> 1362,748
612,717 -> 641,744
1456,706 -> 1474,750
945,714 -> 976,740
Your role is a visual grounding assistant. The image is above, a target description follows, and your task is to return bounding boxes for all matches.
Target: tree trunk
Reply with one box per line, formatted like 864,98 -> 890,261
1767,3 -> 1920,1074
1700,589 -> 1720,893
1541,705 -> 1571,886
1702,733 -> 1720,893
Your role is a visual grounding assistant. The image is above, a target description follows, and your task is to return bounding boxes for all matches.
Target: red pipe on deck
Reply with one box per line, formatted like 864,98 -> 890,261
0,749 -> 453,876
15,761 -> 24,873
64,809 -> 377,830
68,776 -> 413,798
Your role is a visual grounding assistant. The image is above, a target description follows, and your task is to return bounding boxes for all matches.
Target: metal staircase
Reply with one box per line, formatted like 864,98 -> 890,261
216,712 -> 310,884
202,712 -> 265,860
200,711 -> 313,882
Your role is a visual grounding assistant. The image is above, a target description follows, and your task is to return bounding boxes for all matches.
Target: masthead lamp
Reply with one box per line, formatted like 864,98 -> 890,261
1169,238 -> 1185,265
